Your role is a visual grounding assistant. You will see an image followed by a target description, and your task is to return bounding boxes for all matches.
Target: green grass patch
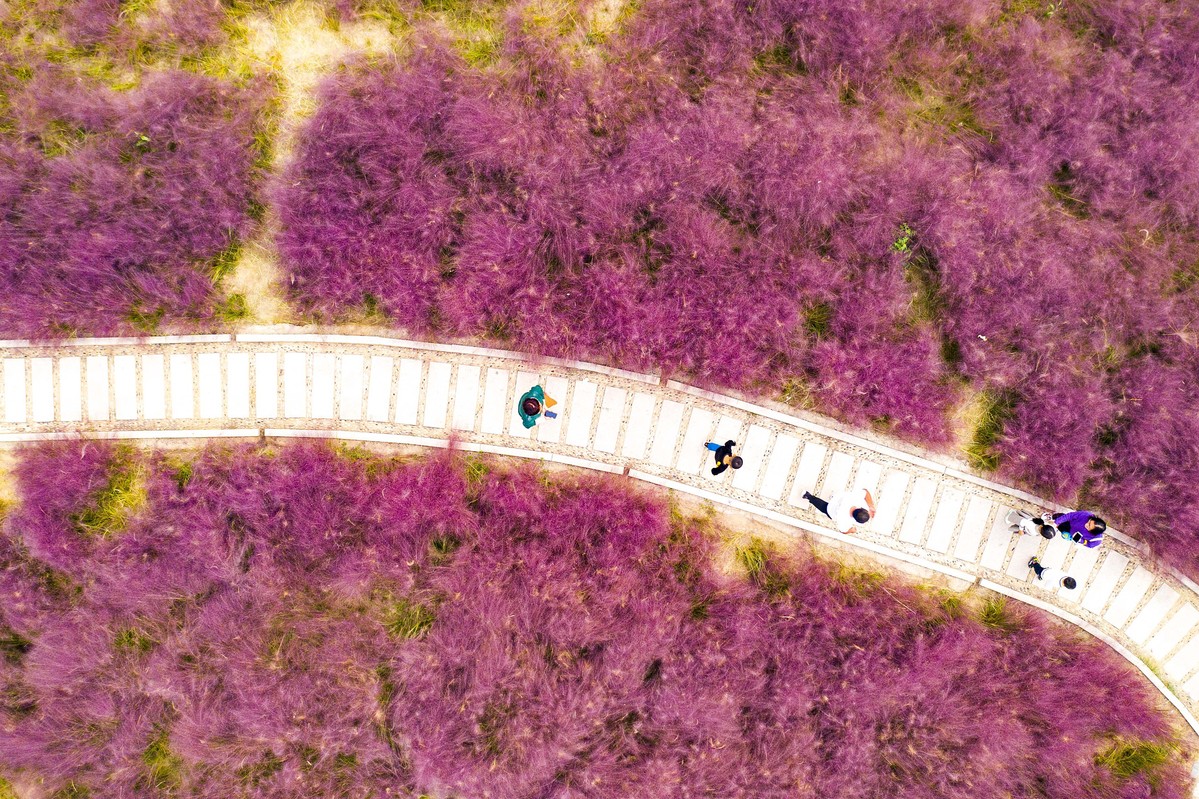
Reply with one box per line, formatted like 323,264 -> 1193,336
138,725 -> 184,794
383,598 -> 436,639
965,389 -> 1018,471
71,448 -> 147,537
114,626 -> 157,656
779,377 -> 815,410
0,775 -> 16,799
803,301 -> 833,340
903,247 -> 947,324
735,538 -> 790,598
1048,161 -> 1089,219
127,301 -> 165,333
1096,739 -> 1176,781
979,596 -> 1021,633
235,750 -> 285,788
50,782 -> 90,799
897,77 -> 993,144
0,628 -> 33,665
218,293 -> 249,322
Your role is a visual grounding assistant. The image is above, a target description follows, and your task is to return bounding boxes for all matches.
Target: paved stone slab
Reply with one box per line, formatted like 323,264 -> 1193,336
677,408 -> 716,474
85,356 -> 108,421
1147,603 -> 1199,662
451,364 -> 481,432
255,353 -> 279,418
566,381 -> 598,448
925,487 -> 964,554
1081,552 -> 1130,615
311,354 -> 336,419
593,386 -> 626,454
1,360 -> 23,424
58,357 -> 82,423
113,355 -> 137,421
1105,566 -> 1157,628
856,460 -> 883,498
732,424 -> 772,491
713,415 -> 743,453
1006,533 -> 1043,579
622,393 -> 657,458
198,353 -> 223,419
1040,536 -> 1073,569
338,355 -> 366,422
423,362 -> 452,429
789,442 -> 828,505
899,477 -> 937,545
870,471 -> 910,535
539,376 -> 570,445
953,495 -> 991,562
283,353 -> 307,419
394,359 -> 422,426
1123,580 -> 1177,642
648,400 -> 685,467
507,370 -> 540,439
1061,544 -> 1102,602
141,355 -> 166,420
366,356 -> 393,423
820,451 -> 855,497
227,353 -> 251,419
759,434 -> 800,501
979,507 -> 1015,570
30,358 -> 54,423
1184,672 -> 1199,704
479,367 -> 508,434
1165,636 -> 1199,683
169,355 -> 193,419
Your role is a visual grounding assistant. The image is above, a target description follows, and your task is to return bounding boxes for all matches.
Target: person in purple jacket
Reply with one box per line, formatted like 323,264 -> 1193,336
1054,510 -> 1106,548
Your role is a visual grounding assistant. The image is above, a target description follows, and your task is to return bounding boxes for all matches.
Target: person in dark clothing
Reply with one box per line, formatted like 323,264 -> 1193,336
1054,510 -> 1106,548
706,440 -> 743,476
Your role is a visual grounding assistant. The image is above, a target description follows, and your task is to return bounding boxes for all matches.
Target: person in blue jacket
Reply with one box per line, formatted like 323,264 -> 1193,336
1054,510 -> 1106,548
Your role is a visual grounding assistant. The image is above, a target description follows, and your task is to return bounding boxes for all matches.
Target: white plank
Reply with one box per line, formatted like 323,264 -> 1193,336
1164,636 -> 1199,682
169,354 -> 193,419
979,506 -> 1015,570
311,353 -> 336,419
198,353 -> 223,419
820,451 -> 855,497
338,354 -> 366,421
479,367 -> 509,434
1146,604 -> 1199,661
1060,544 -> 1101,602
254,353 -> 279,419
538,376 -> 569,444
899,477 -> 937,545
621,393 -> 657,458
592,386 -> 626,453
925,487 -> 964,554
731,424 -> 772,491
1006,533 -> 1043,578
507,371 -> 540,439
58,357 -> 82,422
856,460 -> 883,498
423,362 -> 452,429
1184,672 -> 1199,704
29,358 -> 53,422
565,381 -> 599,447
394,359 -> 422,425
648,400 -> 685,467
788,442 -> 828,505
759,434 -> 800,500
1125,585 -> 1180,645
283,352 -> 307,419
1080,552 -> 1130,615
227,353 -> 251,419
141,355 -> 166,420
86,356 -> 109,421
677,408 -> 716,474
1104,566 -> 1156,628
366,356 -> 394,422
869,471 -> 910,535
712,416 -> 742,453
113,355 -> 137,421
3,360 -> 25,424
451,364 -> 481,431
952,496 -> 992,562
1040,535 -> 1073,569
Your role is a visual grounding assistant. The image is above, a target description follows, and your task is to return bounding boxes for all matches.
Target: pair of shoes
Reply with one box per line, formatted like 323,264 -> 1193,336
1009,524 -> 1022,534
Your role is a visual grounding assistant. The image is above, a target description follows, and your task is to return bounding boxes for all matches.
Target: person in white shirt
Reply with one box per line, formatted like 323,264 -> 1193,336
801,487 -> 876,534
1027,557 -> 1077,590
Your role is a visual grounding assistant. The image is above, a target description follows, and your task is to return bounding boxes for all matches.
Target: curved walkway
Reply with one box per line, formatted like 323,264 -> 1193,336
3,330 -> 1199,751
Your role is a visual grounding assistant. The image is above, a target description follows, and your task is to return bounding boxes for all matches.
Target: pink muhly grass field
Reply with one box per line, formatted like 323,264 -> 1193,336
0,441 -> 1191,798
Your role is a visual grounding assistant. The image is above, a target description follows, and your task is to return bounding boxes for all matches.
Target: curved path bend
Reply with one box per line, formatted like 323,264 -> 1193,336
3,330 -> 1199,756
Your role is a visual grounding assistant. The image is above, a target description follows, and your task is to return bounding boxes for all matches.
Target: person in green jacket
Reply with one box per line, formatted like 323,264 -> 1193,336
518,385 -> 558,429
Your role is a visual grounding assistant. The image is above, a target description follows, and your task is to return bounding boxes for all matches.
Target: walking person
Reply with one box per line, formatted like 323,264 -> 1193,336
1053,510 -> 1106,548
801,487 -> 876,535
1006,509 -> 1057,539
706,440 -> 743,476
517,385 -> 558,429
1027,557 -> 1078,590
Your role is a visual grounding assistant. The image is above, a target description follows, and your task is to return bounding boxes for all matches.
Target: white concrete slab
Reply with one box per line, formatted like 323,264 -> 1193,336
855,460 -> 884,498
423,361 -> 452,429
394,359 -> 422,426
1164,635 -> 1199,682
283,352 -> 307,419
952,496 -> 991,562
712,416 -> 743,453
255,353 -> 278,419
1006,533 -> 1042,579
648,400 -> 685,467
3,359 -> 25,424
759,434 -> 800,501
113,355 -> 137,421
677,408 -> 716,474
451,364 -> 481,431
565,381 -> 599,448
311,353 -> 336,419
592,386 -> 626,453
29,358 -> 53,422
226,353 -> 251,419
141,355 -> 166,420
899,477 -> 937,545
820,451 -> 855,497
86,356 -> 108,421
622,393 -> 657,458
1146,604 -> 1199,662
869,471 -> 910,535
508,371 -> 540,439
1080,552 -> 1130,615
58,357 -> 82,423
337,355 -> 366,421
1040,536 -> 1072,569
1183,672 -> 1199,704
788,442 -> 828,505
480,367 -> 509,434
925,487 -> 964,554
732,425 -> 772,491
1104,566 -> 1156,628
979,507 -> 1015,570
198,353 -> 223,419
1123,582 -> 1178,642
1060,544 -> 1101,601
538,376 -> 570,444
366,356 -> 394,422
168,354 -> 193,419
